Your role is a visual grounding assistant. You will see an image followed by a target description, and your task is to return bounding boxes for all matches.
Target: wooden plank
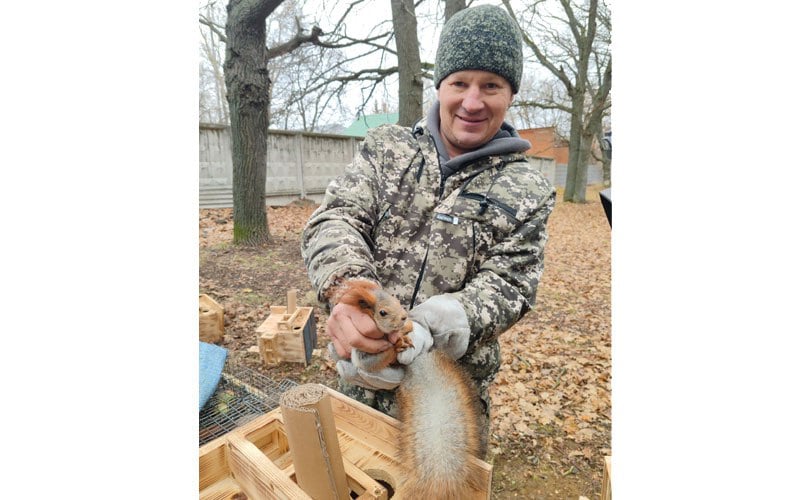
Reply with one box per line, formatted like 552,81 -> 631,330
327,388 -> 400,455
240,417 -> 283,450
344,459 -> 388,500
601,455 -> 612,500
471,457 -> 493,500
227,433 -> 311,500
199,439 -> 230,491
199,476 -> 243,500
281,456 -> 388,500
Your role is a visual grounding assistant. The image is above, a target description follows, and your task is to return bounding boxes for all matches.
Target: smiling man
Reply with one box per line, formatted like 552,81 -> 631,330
301,4 -> 556,453
438,70 -> 513,157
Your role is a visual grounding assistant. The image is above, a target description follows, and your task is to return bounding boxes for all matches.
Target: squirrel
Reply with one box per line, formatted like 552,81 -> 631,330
330,279 -> 485,498
332,279 -> 415,370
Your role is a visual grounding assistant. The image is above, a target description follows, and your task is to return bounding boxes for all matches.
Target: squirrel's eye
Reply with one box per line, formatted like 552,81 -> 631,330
379,310 -> 388,316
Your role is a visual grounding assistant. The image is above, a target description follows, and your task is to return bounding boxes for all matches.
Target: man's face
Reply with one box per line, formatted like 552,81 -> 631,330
437,70 -> 514,158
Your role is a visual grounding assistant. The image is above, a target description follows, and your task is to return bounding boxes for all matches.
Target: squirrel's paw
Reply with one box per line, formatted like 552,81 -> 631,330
394,333 -> 415,352
337,352 -> 405,391
352,349 -> 392,371
395,321 -> 434,365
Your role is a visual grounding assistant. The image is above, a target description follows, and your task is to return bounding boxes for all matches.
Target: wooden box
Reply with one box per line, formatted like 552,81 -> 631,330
199,387 -> 492,499
199,294 -> 224,344
256,291 -> 316,366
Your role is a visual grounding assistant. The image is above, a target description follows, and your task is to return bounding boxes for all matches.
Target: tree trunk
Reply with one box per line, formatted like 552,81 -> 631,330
574,128 -> 594,203
563,91 -> 584,202
225,0 -> 283,245
444,0 -> 467,21
391,0 -> 423,127
596,128 -> 611,186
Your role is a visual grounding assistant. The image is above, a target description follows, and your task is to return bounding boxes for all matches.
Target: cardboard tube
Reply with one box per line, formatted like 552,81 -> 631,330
279,384 -> 350,499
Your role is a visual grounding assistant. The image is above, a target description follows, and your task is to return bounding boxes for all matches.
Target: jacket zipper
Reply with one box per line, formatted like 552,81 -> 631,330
459,192 -> 519,220
408,249 -> 428,309
409,160 -> 512,308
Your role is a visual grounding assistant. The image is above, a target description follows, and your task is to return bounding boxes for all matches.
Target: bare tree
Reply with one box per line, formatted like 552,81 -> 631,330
266,4 -> 352,131
509,73 -> 571,133
203,0 -> 442,130
200,2 -> 229,123
223,0 -> 327,245
503,0 -> 611,202
392,0 -> 423,126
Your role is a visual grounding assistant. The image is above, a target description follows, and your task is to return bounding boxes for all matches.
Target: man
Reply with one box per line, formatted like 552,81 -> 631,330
301,5 -> 556,447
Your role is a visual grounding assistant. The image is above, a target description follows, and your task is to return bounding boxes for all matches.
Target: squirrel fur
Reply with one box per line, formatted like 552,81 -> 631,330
331,279 -> 485,498
331,279 -> 414,370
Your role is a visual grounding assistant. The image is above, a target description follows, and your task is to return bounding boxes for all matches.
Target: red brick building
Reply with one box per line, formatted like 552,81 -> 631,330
517,126 -> 570,164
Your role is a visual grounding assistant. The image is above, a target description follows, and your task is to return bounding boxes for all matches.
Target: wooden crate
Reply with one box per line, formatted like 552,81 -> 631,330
199,387 -> 493,499
256,291 -> 316,366
199,294 -> 224,344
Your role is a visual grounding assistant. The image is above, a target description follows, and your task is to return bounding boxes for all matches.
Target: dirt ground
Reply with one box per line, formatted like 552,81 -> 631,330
199,185 -> 611,499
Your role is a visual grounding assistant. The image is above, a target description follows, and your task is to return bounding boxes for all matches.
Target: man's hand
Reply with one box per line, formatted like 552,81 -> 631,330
409,294 -> 471,360
328,344 -> 405,391
327,302 -> 393,359
395,321 -> 434,365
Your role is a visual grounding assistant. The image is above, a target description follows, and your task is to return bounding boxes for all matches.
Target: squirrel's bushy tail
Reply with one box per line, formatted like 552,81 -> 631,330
396,349 -> 485,498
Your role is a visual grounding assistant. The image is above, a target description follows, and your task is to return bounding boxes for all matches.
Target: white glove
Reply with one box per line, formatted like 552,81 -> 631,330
409,294 -> 471,360
395,321 -> 434,365
328,344 -> 405,391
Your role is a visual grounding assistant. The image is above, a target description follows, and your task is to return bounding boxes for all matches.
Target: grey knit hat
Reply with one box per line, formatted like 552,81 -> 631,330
434,5 -> 524,94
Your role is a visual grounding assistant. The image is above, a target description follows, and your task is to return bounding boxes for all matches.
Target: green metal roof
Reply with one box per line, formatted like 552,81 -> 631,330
342,112 -> 399,137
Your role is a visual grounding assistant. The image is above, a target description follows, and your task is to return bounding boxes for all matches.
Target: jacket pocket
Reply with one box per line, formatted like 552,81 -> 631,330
370,204 -> 429,301
450,192 -> 522,269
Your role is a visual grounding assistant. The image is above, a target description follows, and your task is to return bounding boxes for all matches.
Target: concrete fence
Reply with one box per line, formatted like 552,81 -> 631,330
200,123 -> 360,208
199,123 -> 599,208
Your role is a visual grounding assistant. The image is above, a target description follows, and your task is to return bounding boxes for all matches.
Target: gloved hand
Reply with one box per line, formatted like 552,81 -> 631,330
328,344 -> 405,391
395,321 -> 434,365
409,294 -> 471,360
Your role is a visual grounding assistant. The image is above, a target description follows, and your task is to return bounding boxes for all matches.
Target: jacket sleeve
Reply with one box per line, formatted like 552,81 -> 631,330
451,187 -> 556,346
300,133 -> 383,308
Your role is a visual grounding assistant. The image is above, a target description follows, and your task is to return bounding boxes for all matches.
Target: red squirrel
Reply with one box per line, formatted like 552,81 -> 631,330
332,279 -> 415,370
330,279 -> 485,498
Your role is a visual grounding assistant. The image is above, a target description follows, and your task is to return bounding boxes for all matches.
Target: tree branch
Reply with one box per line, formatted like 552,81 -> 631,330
267,24 -> 324,58
199,15 -> 227,43
512,100 -> 572,114
501,0 -> 572,92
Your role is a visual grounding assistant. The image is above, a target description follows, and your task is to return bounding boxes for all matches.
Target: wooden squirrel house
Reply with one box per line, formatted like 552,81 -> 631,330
199,384 -> 492,499
199,294 -> 225,344
257,290 -> 316,366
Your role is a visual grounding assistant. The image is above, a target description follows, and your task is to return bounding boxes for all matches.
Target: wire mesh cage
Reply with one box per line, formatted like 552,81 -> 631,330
199,360 -> 298,446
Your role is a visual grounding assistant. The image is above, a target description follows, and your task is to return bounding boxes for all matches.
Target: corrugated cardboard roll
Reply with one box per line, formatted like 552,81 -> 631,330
279,384 -> 350,499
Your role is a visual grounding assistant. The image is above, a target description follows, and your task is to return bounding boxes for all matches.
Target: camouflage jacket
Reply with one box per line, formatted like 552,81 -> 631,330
301,120 -> 555,400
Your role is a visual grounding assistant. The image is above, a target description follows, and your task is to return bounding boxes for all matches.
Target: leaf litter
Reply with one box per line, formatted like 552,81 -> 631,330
199,186 -> 611,499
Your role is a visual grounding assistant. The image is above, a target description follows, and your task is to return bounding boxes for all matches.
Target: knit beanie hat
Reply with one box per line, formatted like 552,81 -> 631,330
434,5 -> 524,94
